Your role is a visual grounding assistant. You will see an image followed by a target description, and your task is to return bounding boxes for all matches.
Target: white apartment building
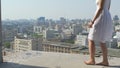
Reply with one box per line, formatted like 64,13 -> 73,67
115,25 -> 120,31
13,36 -> 42,52
33,26 -> 44,34
75,33 -> 88,46
61,29 -> 72,40
113,32 -> 120,48
117,39 -> 120,48
54,24 -> 62,32
118,42 -> 120,48
72,24 -> 83,35
43,29 -> 60,41
116,32 -> 120,38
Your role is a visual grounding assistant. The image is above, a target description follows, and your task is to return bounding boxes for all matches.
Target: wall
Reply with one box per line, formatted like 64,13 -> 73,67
0,0 -> 3,63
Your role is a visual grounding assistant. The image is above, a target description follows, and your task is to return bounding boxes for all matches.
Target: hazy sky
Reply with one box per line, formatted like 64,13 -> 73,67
1,0 -> 120,20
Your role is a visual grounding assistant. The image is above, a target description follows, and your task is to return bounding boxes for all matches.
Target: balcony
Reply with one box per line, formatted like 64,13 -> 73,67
0,51 -> 120,68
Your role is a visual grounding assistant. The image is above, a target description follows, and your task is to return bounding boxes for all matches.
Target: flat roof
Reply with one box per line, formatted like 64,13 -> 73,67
1,51 -> 120,68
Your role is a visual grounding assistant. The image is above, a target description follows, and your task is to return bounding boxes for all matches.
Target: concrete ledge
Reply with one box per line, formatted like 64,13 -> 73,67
0,47 -> 2,63
0,51 -> 120,68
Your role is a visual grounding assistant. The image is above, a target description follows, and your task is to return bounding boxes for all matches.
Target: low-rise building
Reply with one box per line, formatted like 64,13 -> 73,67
117,39 -> 120,48
13,36 -> 42,52
42,41 -> 87,54
75,32 -> 88,46
118,42 -> 120,48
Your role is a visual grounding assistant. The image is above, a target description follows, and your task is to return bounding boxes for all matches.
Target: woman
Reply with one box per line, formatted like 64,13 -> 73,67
84,0 -> 113,66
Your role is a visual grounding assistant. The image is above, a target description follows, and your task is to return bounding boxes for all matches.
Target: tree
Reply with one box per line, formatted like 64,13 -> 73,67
32,33 -> 43,38
4,42 -> 11,48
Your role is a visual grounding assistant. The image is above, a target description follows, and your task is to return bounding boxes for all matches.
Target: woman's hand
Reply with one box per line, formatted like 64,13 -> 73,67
88,21 -> 94,28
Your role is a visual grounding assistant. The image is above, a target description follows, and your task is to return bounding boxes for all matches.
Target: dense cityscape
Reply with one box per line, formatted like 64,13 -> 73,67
1,0 -> 120,67
0,0 -> 120,68
1,15 -> 120,56
1,15 -> 120,68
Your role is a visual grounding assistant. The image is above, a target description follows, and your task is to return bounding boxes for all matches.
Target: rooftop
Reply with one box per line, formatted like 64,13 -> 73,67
0,51 -> 120,68
42,41 -> 76,48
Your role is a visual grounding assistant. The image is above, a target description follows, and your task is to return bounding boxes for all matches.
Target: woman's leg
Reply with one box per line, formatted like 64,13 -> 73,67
84,40 -> 95,65
96,42 -> 109,66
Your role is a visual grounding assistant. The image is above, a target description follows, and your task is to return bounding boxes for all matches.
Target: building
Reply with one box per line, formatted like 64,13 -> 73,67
48,19 -> 56,29
59,17 -> 66,25
118,42 -> 120,48
33,26 -> 43,34
13,36 -> 42,52
42,41 -> 71,53
113,15 -> 119,24
33,17 -> 47,35
114,25 -> 120,31
112,32 -> 120,48
118,39 -> 120,48
72,24 -> 83,35
2,28 -> 17,43
17,25 -> 23,33
61,29 -> 72,40
75,32 -> 88,46
37,17 -> 45,26
33,17 -> 46,35
54,24 -> 62,32
42,41 -> 83,54
43,29 -> 60,41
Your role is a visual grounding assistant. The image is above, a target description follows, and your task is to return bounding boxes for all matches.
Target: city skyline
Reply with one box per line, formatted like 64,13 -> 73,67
2,0 -> 120,20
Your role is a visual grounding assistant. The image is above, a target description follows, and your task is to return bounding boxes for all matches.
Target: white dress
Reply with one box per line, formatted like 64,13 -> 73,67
88,0 -> 113,43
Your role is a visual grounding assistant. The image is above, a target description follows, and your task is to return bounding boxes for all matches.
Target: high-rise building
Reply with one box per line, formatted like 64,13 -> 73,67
33,17 -> 46,34
36,17 -> 45,26
17,25 -> 23,33
113,15 -> 120,24
113,15 -> 119,21
60,17 -> 66,25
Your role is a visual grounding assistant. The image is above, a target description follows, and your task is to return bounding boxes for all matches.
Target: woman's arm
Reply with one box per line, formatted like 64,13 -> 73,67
109,0 -> 111,10
92,0 -> 105,24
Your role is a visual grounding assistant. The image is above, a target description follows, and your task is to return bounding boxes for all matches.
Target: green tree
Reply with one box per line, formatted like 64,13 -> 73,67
32,33 -> 43,38
64,39 -> 75,44
4,42 -> 11,48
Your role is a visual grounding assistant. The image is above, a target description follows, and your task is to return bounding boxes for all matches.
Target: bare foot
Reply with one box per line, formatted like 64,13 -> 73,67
96,62 -> 109,66
84,60 -> 95,65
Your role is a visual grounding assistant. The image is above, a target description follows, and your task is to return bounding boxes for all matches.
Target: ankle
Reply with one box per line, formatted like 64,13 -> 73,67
90,58 -> 95,62
89,59 -> 95,63
102,61 -> 109,64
